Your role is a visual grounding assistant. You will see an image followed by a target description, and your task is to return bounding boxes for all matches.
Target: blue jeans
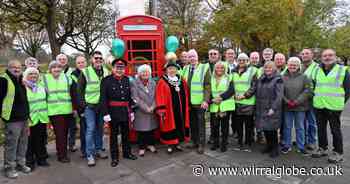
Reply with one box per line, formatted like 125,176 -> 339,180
305,108 -> 317,145
283,111 -> 306,150
84,107 -> 104,157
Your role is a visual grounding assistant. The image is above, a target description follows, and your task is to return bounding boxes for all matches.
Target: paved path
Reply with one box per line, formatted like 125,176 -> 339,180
0,102 -> 349,184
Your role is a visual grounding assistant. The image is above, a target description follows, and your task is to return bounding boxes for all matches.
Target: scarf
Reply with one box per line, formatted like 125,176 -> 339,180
24,80 -> 38,92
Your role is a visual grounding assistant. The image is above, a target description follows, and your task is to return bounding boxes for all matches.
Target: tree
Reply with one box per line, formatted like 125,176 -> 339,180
158,0 -> 209,50
65,0 -> 114,57
331,24 -> 350,63
14,26 -> 48,57
204,0 -> 337,55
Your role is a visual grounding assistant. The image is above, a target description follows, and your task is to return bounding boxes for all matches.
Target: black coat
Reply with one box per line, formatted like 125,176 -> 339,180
0,70 -> 29,122
255,72 -> 284,131
100,75 -> 134,122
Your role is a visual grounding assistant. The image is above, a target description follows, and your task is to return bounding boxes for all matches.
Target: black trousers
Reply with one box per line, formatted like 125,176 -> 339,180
264,130 -> 278,151
190,107 -> 206,146
26,123 -> 48,165
230,111 -> 237,135
79,116 -> 86,155
315,108 -> 343,154
138,130 -> 155,149
211,113 -> 230,146
236,115 -> 254,146
110,121 -> 131,160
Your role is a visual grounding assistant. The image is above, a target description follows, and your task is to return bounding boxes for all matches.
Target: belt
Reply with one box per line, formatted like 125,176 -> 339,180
108,101 -> 129,107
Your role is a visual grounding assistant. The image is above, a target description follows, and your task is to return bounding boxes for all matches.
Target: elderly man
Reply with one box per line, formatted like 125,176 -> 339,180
24,57 -> 39,69
225,49 -> 237,74
78,51 -> 110,166
56,53 -> 74,75
71,55 -> 87,155
300,49 -> 319,151
178,51 -> 189,68
262,48 -> 274,64
311,49 -> 350,163
208,49 -> 221,73
181,49 -> 211,154
0,60 -> 31,178
274,53 -> 287,74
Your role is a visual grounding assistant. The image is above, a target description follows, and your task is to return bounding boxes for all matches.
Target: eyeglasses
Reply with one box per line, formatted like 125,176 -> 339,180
94,57 -> 103,60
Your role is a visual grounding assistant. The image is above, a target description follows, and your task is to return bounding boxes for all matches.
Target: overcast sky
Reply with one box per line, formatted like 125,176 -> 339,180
62,0 -> 146,56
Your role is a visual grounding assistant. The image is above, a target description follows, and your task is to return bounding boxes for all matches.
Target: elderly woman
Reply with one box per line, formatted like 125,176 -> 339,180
41,61 -> 77,163
255,61 -> 284,158
233,53 -> 258,152
155,60 -> 190,154
281,57 -> 312,155
131,64 -> 158,156
23,68 -> 50,170
210,61 -> 235,152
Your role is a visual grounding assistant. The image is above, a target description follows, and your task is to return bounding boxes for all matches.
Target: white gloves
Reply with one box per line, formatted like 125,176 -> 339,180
267,109 -> 274,116
130,112 -> 135,122
103,115 -> 112,122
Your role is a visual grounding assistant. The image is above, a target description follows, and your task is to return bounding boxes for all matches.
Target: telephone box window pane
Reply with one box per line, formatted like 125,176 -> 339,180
128,52 -> 132,61
132,52 -> 153,61
132,40 -> 152,50
127,40 -> 131,50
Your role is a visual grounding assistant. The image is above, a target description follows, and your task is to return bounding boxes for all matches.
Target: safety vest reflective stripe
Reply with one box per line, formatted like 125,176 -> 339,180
27,86 -> 49,126
210,75 -> 235,112
313,64 -> 345,111
83,66 -> 109,104
28,98 -> 47,104
1,73 -> 15,121
43,73 -> 73,116
233,67 -> 256,105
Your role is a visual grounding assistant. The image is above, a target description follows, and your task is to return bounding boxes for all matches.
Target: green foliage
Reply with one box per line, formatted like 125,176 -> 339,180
204,0 -> 337,55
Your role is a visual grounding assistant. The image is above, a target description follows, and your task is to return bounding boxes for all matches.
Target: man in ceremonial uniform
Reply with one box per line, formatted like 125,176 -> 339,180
100,58 -> 137,167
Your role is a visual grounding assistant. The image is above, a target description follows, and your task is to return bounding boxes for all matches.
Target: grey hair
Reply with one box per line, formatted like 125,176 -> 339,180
48,60 -> 61,71
263,48 -> 274,54
137,64 -> 152,74
24,57 -> 38,65
287,57 -> 302,69
56,53 -> 67,61
7,60 -> 21,68
23,67 -> 39,80
263,61 -> 277,70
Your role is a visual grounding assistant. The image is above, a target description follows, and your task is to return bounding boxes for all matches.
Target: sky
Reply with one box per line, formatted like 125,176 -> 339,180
62,0 -> 146,56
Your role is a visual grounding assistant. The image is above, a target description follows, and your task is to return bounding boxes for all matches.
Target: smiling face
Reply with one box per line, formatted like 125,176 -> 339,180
321,49 -> 336,66
26,60 -> 39,69
250,52 -> 260,66
215,64 -> 225,76
238,58 -> 248,68
92,53 -> 103,69
27,72 -> 39,82
264,62 -> 276,76
51,65 -> 62,78
166,66 -> 178,77
225,49 -> 236,63
208,49 -> 220,63
75,56 -> 87,70
188,54 -> 198,66
8,61 -> 22,77
57,55 -> 68,66
274,53 -> 286,68
113,65 -> 125,77
287,61 -> 299,73
301,49 -> 313,63
139,70 -> 150,80
263,50 -> 273,61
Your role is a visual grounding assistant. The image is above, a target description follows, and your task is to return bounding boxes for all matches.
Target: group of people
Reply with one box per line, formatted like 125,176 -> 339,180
0,47 -> 349,179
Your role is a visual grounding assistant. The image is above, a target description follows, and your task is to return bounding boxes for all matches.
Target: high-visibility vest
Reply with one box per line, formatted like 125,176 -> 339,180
303,61 -> 319,79
1,73 -> 15,121
254,66 -> 263,78
26,86 -> 49,126
210,75 -> 235,112
82,66 -> 109,104
280,67 -> 287,75
233,67 -> 256,105
64,67 -> 74,76
42,73 -> 73,116
313,64 -> 346,111
182,63 -> 210,105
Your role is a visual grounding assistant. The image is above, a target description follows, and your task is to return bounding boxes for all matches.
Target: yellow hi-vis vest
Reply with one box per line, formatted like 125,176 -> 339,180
313,64 -> 346,111
1,73 -> 15,121
26,86 -> 49,126
303,61 -> 319,79
82,66 -> 109,104
182,63 -> 210,105
233,67 -> 256,105
210,75 -> 235,112
42,73 -> 73,116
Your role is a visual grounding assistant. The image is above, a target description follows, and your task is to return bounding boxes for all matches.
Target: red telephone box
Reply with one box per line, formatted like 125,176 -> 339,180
116,15 -> 165,77
116,15 -> 164,142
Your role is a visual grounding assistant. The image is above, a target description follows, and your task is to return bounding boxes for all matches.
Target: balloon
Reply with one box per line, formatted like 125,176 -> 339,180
166,36 -> 179,52
111,38 -> 125,58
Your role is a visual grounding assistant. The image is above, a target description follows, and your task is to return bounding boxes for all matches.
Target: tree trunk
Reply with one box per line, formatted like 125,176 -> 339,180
46,3 -> 61,59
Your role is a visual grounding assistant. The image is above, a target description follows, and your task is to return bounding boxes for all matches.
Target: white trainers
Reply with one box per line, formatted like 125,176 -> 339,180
5,168 -> 18,179
328,151 -> 344,163
87,156 -> 96,167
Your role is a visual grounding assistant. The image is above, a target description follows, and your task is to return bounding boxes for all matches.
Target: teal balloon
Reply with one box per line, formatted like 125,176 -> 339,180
166,36 -> 179,52
111,38 -> 125,58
